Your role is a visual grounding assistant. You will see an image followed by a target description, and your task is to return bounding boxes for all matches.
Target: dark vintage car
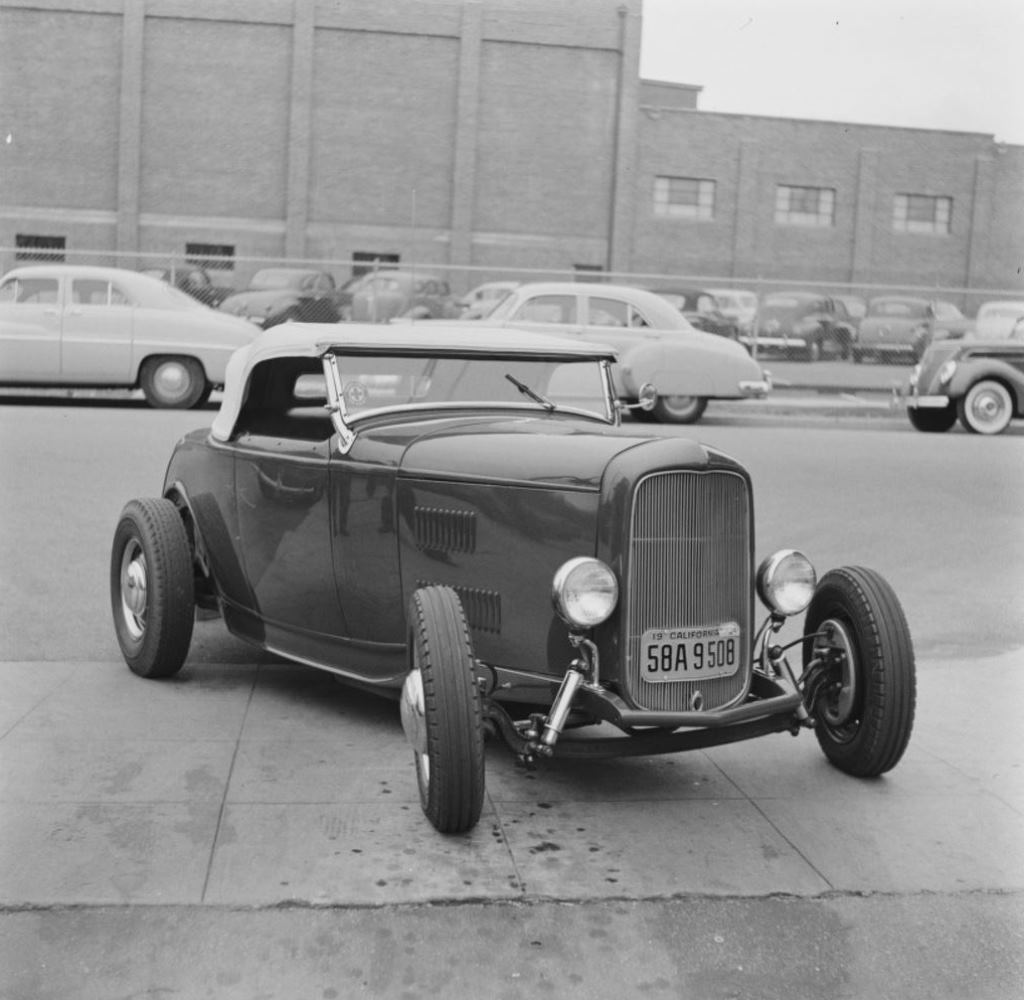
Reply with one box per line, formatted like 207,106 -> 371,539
219,268 -> 344,328
907,336 -> 1024,435
854,296 -> 973,363
143,266 -> 235,308
649,287 -> 740,339
743,292 -> 858,361
348,270 -> 461,323
110,324 -> 916,834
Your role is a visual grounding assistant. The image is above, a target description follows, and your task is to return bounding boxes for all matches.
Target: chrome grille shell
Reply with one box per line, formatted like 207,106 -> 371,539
623,469 -> 753,713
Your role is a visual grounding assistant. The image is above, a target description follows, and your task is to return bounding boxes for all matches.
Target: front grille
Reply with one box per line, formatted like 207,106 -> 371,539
623,470 -> 752,712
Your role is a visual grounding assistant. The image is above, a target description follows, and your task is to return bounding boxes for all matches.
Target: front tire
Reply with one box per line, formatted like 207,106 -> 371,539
652,394 -> 708,424
402,586 -> 484,833
803,567 -> 915,776
907,404 -> 956,433
110,498 -> 195,678
140,356 -> 208,409
957,379 -> 1014,435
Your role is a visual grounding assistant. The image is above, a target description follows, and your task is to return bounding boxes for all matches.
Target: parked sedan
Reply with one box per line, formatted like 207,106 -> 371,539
707,288 -> 758,335
219,268 -> 344,328
973,300 -> 1024,339
110,322 -> 915,833
743,292 -> 857,361
143,266 -> 234,308
854,296 -> 973,363
0,265 -> 257,407
650,287 -> 740,339
349,270 -> 461,322
457,280 -> 520,319
473,282 -> 770,423
907,338 -> 1024,435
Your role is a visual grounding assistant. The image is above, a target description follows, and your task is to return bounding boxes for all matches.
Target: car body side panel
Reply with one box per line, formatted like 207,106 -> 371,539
397,477 -> 599,675
946,352 -> 1024,411
162,431 -> 256,620
0,306 -> 62,379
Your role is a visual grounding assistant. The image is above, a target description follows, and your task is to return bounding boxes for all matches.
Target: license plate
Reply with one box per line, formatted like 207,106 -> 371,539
640,623 -> 742,683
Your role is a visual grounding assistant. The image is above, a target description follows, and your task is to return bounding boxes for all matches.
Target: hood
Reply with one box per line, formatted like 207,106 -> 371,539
220,289 -> 299,316
378,415 -> 713,490
860,314 -> 921,332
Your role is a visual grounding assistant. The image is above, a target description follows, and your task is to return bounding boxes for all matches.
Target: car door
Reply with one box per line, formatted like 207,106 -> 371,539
61,276 -> 135,381
0,272 -> 62,380
233,418 -> 343,643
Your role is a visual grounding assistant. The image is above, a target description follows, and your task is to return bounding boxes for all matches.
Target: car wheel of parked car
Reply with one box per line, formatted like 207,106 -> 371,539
140,356 -> 208,409
110,498 -> 195,679
652,395 -> 708,424
802,567 -> 915,777
957,379 -> 1014,435
907,405 -> 957,433
403,585 -> 485,833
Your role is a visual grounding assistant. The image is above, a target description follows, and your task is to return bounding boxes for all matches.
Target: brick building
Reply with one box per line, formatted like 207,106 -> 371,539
1,0 -> 1021,299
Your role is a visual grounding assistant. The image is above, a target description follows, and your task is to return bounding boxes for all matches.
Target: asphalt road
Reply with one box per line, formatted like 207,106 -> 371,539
1,398 -> 1022,999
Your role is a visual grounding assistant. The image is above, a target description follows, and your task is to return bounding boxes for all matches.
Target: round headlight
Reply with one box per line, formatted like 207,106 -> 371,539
552,557 -> 618,630
938,360 -> 957,386
756,549 -> 817,617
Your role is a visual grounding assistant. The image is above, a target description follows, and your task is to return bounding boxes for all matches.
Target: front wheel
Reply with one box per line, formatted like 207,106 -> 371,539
803,567 -> 915,776
140,356 -> 208,409
401,586 -> 484,833
652,394 -> 708,424
907,404 -> 956,433
110,498 -> 195,678
957,379 -> 1014,435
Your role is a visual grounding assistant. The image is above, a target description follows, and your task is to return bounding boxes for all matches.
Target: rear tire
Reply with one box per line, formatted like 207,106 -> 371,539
110,498 -> 195,678
403,586 -> 484,833
652,394 -> 708,424
907,405 -> 956,433
803,567 -> 915,776
140,356 -> 207,409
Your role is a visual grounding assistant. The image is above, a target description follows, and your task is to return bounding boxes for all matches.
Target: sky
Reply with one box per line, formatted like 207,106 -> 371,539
639,0 -> 1024,145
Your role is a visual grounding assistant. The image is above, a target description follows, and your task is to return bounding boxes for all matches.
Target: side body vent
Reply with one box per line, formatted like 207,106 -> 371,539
414,506 -> 477,554
417,581 -> 501,634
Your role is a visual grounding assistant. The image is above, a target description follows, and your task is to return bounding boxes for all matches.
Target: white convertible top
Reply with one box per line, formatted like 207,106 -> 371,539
211,322 -> 617,441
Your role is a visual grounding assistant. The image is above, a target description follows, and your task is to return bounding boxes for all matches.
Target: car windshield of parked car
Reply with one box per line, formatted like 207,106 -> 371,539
869,300 -> 928,319
330,352 -> 611,421
761,295 -> 815,317
249,269 -> 311,291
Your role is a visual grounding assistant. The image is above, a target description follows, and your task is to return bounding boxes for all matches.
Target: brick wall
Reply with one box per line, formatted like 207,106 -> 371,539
0,0 -> 1020,293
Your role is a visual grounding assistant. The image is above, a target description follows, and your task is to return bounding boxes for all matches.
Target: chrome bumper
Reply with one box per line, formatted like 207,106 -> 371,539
907,394 -> 951,409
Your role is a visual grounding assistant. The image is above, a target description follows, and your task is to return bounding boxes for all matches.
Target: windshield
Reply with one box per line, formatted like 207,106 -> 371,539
868,299 -> 928,319
327,353 -> 612,422
249,269 -> 310,291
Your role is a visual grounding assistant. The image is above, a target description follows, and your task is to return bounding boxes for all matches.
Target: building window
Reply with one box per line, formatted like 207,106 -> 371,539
654,176 -> 715,220
893,194 -> 952,234
185,242 -> 234,270
775,185 -> 835,227
573,264 -> 605,283
15,234 -> 66,262
352,251 -> 400,277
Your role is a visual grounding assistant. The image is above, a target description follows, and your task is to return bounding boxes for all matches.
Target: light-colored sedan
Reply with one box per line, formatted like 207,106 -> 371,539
974,300 -> 1024,339
0,265 -> 258,407
475,281 -> 770,423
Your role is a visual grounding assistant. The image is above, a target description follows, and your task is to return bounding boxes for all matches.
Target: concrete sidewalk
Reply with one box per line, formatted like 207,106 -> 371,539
1,646 -> 1021,997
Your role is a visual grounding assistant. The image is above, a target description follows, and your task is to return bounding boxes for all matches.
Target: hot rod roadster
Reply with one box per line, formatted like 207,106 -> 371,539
111,324 -> 916,833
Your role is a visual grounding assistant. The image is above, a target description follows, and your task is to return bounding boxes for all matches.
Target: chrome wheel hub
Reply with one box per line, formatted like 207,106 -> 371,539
119,542 -> 148,639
